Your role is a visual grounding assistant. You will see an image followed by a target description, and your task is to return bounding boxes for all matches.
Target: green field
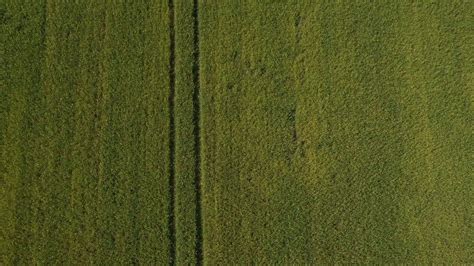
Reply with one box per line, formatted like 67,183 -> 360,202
2,0 -> 473,264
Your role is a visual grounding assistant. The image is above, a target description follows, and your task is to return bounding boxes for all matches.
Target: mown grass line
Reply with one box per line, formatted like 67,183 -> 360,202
192,0 -> 203,264
39,2 -> 82,263
174,0 -> 201,264
1,1 -> 47,264
137,1 -> 174,263
69,2 -> 106,263
27,2 -> 47,263
168,0 -> 176,265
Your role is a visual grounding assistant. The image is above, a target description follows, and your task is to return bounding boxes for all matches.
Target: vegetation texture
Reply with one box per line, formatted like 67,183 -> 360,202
1,0 -> 473,265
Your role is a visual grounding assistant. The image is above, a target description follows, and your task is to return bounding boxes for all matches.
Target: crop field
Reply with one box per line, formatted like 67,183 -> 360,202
1,0 -> 473,265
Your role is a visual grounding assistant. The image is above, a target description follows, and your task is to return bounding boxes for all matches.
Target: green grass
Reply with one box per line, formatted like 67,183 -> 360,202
2,0 -> 473,265
200,1 -> 473,263
2,1 -> 172,264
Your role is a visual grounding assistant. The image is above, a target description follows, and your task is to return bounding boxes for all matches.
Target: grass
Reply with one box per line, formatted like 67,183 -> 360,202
3,1 -> 172,264
2,0 -> 473,264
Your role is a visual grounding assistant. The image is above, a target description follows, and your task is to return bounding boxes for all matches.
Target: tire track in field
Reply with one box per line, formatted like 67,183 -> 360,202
168,0 -> 177,264
192,0 -> 203,264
